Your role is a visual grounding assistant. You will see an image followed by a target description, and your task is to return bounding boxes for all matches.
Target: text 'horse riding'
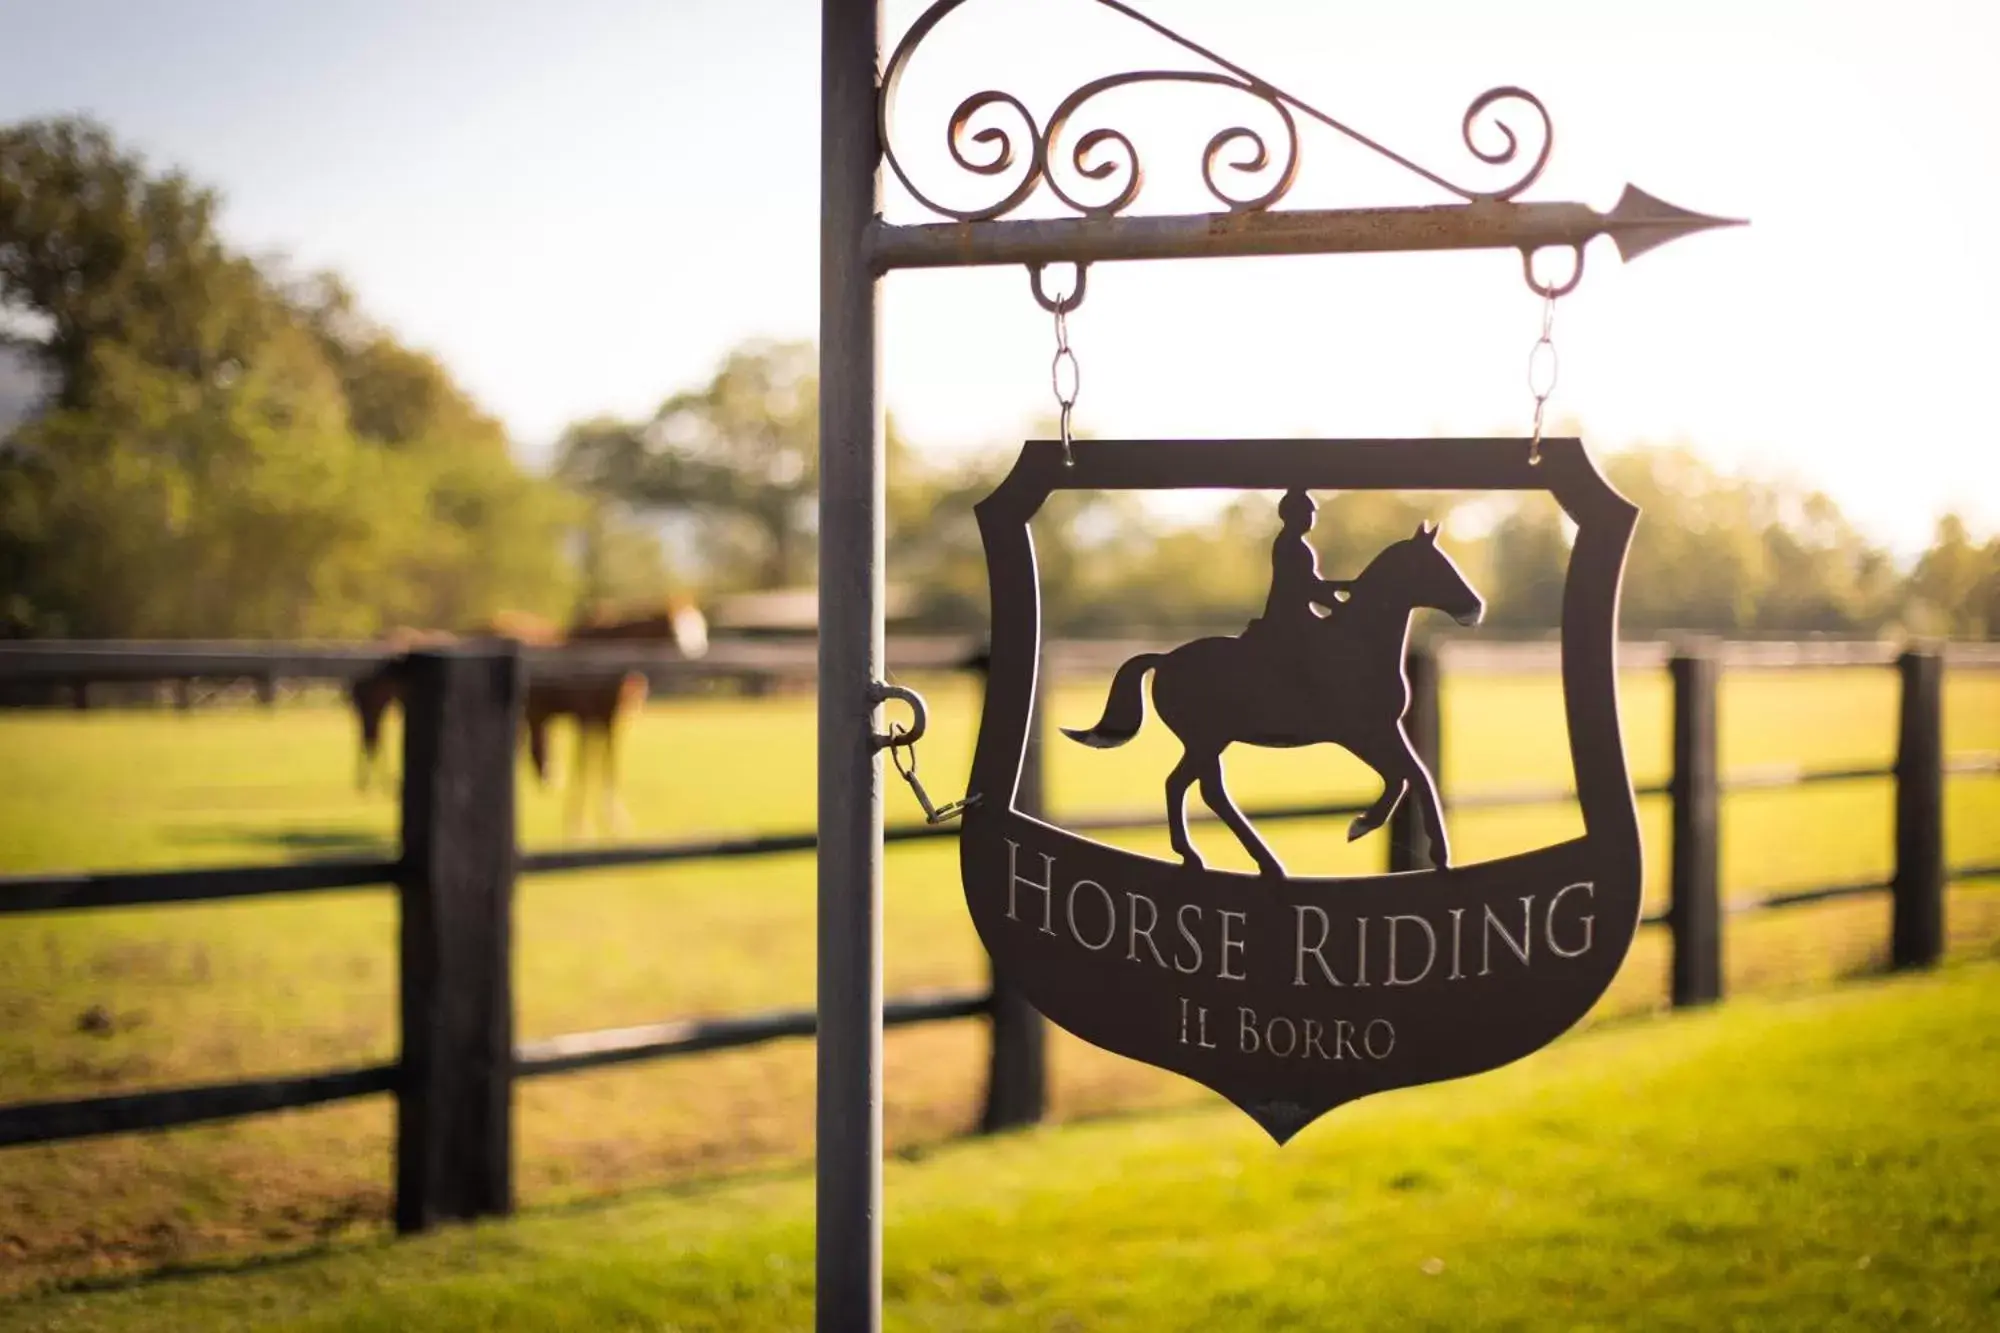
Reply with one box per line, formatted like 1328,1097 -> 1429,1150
1063,491 -> 1484,877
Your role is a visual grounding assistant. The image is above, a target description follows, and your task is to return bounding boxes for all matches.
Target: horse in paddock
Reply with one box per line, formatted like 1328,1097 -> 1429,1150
350,627 -> 457,790
1063,504 -> 1484,878
348,613 -> 560,791
529,600 -> 709,835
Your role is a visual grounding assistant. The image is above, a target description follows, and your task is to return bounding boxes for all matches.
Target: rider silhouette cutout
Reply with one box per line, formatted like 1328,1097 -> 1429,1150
1064,490 -> 1484,878
1243,489 -> 1351,646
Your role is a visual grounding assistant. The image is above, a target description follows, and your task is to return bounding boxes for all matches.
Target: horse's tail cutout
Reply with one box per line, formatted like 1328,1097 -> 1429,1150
1061,653 -> 1163,749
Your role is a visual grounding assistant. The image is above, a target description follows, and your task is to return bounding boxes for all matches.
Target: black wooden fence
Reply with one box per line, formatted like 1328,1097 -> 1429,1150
0,637 -> 1995,1233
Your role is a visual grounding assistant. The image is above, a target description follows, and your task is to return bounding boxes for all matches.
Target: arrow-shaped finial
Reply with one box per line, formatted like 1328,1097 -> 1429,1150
1604,184 -> 1746,262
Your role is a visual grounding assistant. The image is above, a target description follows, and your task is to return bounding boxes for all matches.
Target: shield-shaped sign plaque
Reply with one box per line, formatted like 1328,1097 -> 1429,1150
961,438 -> 1642,1143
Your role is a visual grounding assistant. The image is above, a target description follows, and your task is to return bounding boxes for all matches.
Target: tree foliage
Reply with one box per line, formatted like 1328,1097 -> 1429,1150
0,119 -> 265,411
557,340 -> 818,591
5,115 -> 1992,643
0,116 -> 606,639
566,338 -> 1999,641
1905,514 -> 2000,638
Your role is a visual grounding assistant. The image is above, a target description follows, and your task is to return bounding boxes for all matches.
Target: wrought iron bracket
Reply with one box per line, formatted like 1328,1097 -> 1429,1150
873,0 -> 1743,291
1027,262 -> 1088,314
869,680 -> 927,750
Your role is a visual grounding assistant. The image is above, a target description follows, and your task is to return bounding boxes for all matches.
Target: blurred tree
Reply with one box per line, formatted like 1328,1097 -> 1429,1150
558,340 -> 818,591
1905,514 -> 1999,638
899,459 -> 1469,638
571,495 -> 679,619
887,442 -> 997,631
1483,499 -> 1570,630
0,118 -> 270,410
291,272 -> 508,450
0,341 -> 379,636
1606,447 -> 1905,635
0,116 -> 582,638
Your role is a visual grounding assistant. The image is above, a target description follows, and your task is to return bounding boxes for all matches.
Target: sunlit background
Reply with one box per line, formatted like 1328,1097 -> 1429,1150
5,3 -> 2000,1323
3,0 -> 1994,553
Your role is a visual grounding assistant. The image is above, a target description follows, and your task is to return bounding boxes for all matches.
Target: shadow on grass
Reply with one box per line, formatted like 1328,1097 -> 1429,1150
21,1234 -> 384,1303
166,825 -> 395,859
1837,951 -> 1893,984
24,958 -> 1985,1307
11,995 -> 1676,1304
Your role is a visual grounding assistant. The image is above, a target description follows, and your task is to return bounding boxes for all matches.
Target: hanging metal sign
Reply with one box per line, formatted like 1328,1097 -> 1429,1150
959,437 -> 1641,1142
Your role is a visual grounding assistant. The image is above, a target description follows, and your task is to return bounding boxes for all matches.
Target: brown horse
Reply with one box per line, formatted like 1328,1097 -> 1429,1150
350,627 -> 458,790
347,602 -> 706,833
536,600 -> 708,835
348,613 -> 560,791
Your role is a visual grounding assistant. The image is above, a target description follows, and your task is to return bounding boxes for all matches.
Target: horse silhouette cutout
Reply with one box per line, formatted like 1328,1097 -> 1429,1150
1063,491 -> 1484,877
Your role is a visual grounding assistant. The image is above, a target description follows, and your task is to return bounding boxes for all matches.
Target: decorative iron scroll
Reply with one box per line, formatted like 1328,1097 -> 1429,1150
878,0 -> 1555,223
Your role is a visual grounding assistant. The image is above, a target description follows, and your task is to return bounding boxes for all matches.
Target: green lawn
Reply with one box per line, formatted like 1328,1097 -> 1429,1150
8,960 -> 1999,1332
0,666 -> 1997,1296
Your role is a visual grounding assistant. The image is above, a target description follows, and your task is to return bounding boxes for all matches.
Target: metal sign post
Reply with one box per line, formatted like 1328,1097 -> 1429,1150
817,1 -> 886,1324
816,1 -> 1738,1326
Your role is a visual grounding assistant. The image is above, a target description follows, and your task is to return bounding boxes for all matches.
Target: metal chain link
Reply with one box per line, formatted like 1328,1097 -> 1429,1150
886,720 -> 978,824
1051,297 -> 1080,467
1526,288 -> 1559,466
869,680 -> 977,824
1026,264 -> 1087,466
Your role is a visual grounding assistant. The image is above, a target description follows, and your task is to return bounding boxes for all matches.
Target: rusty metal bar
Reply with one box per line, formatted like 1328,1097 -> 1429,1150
870,190 -> 1740,275
872,200 -> 1597,271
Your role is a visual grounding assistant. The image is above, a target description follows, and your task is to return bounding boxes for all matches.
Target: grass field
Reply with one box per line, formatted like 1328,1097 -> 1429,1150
1,664 -> 1997,1298
8,959 -> 1999,1331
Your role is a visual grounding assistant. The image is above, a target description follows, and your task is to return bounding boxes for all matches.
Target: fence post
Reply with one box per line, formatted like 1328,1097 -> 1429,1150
1892,648 -> 1945,970
1388,645 -> 1442,873
395,646 -> 520,1233
978,645 -> 1047,1133
1669,648 -> 1722,1007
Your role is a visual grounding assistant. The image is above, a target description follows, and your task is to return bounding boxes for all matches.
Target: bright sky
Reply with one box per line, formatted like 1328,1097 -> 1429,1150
3,0 -> 1994,555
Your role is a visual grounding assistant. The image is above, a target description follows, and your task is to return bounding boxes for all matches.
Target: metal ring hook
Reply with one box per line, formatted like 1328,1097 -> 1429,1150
1520,244 -> 1585,300
869,681 -> 927,750
1028,262 -> 1088,314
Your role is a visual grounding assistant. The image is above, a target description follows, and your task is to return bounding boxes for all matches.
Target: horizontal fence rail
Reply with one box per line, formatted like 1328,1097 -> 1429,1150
516,990 -> 992,1080
0,1064 -> 399,1149
8,635 -> 2000,687
0,857 -> 397,915
1,637 -> 1996,1232
0,636 -> 984,689
4,991 -> 999,1148
17,752 -> 1988,911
